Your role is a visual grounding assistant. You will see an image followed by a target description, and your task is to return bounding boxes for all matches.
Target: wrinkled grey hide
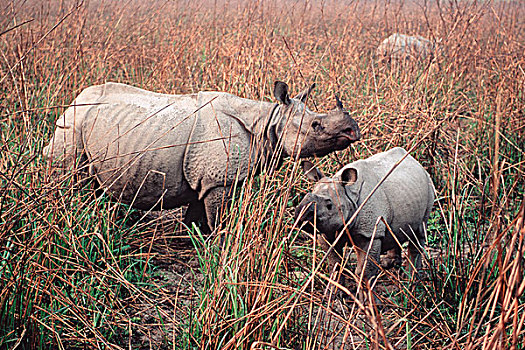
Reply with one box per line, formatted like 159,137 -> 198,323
44,81 -> 360,231
376,33 -> 437,63
295,147 -> 435,297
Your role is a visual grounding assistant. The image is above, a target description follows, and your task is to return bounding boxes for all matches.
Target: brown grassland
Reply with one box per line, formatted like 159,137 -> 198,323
1,0 -> 524,349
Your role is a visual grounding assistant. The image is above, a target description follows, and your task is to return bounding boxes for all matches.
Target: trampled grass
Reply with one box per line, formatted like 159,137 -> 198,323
1,0 -> 524,349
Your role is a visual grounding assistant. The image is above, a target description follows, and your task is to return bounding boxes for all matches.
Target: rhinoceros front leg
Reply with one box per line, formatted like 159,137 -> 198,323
203,186 -> 230,233
318,234 -> 346,297
354,237 -> 382,303
183,200 -> 208,233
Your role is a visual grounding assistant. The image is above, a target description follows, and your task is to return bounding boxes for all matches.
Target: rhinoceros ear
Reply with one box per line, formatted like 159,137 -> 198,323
274,81 -> 291,105
302,160 -> 325,182
294,83 -> 316,102
341,167 -> 358,186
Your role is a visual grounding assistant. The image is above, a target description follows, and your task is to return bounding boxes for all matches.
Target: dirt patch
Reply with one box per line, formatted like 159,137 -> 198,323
124,209 -> 203,349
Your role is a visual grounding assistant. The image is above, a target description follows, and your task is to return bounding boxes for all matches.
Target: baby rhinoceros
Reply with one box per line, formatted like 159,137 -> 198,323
295,147 -> 435,297
44,81 -> 361,232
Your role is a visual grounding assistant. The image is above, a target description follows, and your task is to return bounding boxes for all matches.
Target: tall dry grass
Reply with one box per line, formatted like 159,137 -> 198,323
1,0 -> 524,349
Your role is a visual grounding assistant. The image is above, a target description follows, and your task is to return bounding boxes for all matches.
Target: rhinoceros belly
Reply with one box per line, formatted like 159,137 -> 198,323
82,102 -> 197,209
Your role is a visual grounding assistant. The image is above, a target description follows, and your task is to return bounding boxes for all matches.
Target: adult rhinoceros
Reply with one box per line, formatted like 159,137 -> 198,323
44,81 -> 360,231
376,33 -> 437,63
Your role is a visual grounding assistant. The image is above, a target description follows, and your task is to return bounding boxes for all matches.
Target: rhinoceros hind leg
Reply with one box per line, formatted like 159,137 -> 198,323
407,224 -> 426,279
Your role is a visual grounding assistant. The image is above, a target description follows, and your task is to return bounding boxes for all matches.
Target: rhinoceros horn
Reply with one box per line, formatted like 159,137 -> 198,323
335,94 -> 344,110
294,83 -> 316,102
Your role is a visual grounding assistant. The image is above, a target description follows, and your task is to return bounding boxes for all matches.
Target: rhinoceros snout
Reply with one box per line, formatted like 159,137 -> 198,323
295,195 -> 318,223
343,126 -> 361,142
344,119 -> 361,142
352,123 -> 361,141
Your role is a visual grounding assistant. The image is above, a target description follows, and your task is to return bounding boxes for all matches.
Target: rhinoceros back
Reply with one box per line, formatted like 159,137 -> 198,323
79,84 -> 199,209
347,147 -> 434,239
44,82 -> 181,166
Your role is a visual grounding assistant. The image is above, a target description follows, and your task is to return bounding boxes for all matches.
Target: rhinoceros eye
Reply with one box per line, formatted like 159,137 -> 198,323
312,120 -> 323,131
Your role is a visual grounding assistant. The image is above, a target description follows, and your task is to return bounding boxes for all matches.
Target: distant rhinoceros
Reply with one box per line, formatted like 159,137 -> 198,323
295,147 -> 434,296
376,33 -> 437,63
44,81 -> 360,231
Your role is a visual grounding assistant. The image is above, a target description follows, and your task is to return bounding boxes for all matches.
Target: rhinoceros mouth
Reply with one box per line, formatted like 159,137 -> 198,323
339,128 -> 360,141
326,128 -> 359,144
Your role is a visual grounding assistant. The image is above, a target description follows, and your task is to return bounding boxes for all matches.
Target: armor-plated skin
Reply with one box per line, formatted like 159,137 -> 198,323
44,81 -> 360,231
295,147 -> 435,297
